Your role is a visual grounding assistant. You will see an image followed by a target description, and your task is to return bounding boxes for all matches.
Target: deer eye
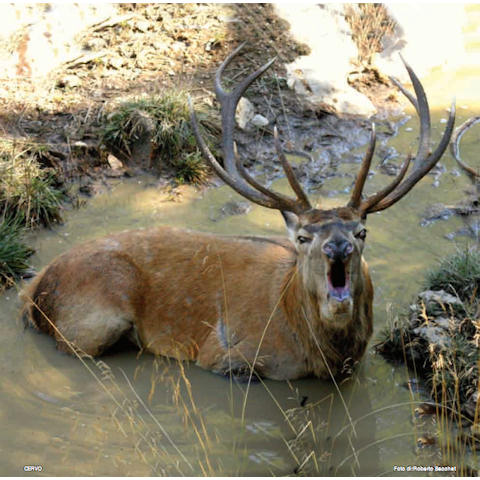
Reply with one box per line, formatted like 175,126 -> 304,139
297,235 -> 312,244
355,228 -> 367,240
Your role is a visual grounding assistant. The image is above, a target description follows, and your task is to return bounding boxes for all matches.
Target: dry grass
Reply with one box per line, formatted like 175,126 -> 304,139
345,3 -> 396,65
24,285 -> 362,475
376,247 -> 480,475
23,242 -> 465,475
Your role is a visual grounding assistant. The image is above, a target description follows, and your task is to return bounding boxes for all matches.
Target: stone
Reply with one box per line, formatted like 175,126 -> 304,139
235,97 -> 255,130
135,20 -> 149,32
285,61 -> 377,117
108,57 -> 124,69
209,200 -> 251,223
107,154 -> 124,171
418,290 -> 463,308
251,114 -> 269,128
221,200 -> 251,217
105,110 -> 155,170
421,203 -> 454,226
171,41 -> 186,53
412,325 -> 451,349
274,4 -> 376,117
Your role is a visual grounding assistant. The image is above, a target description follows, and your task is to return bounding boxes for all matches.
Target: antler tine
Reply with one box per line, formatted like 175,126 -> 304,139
357,58 -> 455,215
233,142 -> 305,212
390,73 -> 432,168
214,42 -> 276,177
366,100 -> 455,213
350,125 -> 411,213
390,76 -> 418,112
215,42 -> 274,102
189,45 -> 313,214
189,97 -> 278,207
397,55 -> 431,168
450,116 -> 480,181
360,154 -> 411,213
273,127 -> 312,210
348,123 -> 376,209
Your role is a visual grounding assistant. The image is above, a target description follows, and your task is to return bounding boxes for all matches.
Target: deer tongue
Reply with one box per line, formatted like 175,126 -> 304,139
327,260 -> 350,302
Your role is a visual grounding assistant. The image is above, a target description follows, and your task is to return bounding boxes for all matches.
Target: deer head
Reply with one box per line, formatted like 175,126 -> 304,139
190,43 -> 455,319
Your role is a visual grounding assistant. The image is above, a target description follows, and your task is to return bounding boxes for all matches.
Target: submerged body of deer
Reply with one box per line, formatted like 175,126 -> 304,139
22,45 -> 455,381
25,220 -> 372,380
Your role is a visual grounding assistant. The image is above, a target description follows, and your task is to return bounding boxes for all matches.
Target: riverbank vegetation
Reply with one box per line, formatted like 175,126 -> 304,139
377,248 -> 480,421
376,247 -> 480,473
101,91 -> 219,184
0,215 -> 34,287
0,140 -> 64,285
0,140 -> 64,228
0,91 -> 220,283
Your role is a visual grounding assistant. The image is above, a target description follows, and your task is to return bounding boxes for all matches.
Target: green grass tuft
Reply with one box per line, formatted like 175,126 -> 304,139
0,215 -> 34,286
172,151 -> 208,185
0,141 -> 64,228
425,248 -> 480,301
102,91 -> 219,184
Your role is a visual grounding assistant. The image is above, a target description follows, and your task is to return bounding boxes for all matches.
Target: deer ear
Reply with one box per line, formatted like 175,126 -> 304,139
281,211 -> 299,242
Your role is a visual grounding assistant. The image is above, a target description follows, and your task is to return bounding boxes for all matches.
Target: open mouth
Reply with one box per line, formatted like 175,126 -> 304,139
327,259 -> 350,302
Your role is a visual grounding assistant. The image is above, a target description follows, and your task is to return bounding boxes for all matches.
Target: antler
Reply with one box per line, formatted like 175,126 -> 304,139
450,116 -> 480,182
350,56 -> 456,216
190,46 -> 455,218
189,42 -> 311,215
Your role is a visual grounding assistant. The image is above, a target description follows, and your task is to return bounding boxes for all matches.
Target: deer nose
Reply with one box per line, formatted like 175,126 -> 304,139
322,239 -> 353,260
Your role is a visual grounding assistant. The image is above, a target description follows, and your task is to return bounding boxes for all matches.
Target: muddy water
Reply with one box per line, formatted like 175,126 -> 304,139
3,80 -> 480,477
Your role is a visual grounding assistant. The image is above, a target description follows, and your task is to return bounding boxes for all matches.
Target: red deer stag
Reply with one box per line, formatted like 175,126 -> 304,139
22,45 -> 455,381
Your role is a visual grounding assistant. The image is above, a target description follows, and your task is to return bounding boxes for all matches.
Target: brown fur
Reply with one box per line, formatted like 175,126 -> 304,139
22,212 -> 374,380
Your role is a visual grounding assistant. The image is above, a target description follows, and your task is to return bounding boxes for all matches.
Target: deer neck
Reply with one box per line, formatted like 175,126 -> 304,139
282,261 -> 368,378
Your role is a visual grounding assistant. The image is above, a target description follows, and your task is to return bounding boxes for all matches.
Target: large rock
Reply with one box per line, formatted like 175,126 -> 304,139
418,289 -> 464,317
274,4 -> 376,117
412,325 -> 451,349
